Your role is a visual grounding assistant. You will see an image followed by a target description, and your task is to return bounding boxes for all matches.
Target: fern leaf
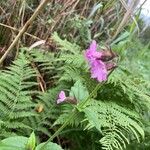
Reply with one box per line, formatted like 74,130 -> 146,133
83,100 -> 144,150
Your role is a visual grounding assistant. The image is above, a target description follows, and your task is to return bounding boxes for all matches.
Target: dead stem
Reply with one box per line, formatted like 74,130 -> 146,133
0,0 -> 50,65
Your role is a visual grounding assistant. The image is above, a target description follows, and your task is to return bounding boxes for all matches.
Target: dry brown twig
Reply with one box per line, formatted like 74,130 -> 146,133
0,0 -> 50,65
0,23 -> 41,40
106,0 -> 140,44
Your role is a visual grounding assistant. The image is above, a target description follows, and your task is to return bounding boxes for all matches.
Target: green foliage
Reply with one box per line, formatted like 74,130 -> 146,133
26,132 -> 36,150
25,88 -> 61,138
1,0 -> 149,149
0,136 -> 28,150
83,100 -> 144,150
52,32 -> 88,83
51,33 -> 150,149
0,30 -> 149,150
69,80 -> 89,101
52,32 -> 81,54
26,48 -> 57,76
0,134 -> 63,150
36,142 -> 63,150
53,80 -> 87,127
67,15 -> 92,44
0,51 -> 37,137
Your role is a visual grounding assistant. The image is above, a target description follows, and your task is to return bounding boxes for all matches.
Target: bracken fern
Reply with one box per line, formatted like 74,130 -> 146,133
0,50 -> 37,138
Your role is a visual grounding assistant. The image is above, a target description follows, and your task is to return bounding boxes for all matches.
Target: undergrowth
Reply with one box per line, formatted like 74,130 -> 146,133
0,0 -> 150,150
0,32 -> 149,149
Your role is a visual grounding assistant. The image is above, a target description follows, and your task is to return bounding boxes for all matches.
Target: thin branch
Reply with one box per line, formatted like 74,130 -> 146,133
107,0 -> 140,44
0,0 -> 50,65
0,23 -> 41,40
120,0 -> 140,34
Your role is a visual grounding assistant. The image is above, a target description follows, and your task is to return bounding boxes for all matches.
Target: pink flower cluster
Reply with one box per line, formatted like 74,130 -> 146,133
85,40 -> 107,82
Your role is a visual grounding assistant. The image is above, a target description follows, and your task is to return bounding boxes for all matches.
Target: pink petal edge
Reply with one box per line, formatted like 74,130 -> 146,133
85,40 -> 102,62
89,40 -> 97,52
57,98 -> 64,104
90,60 -> 107,82
59,91 -> 66,99
57,91 -> 66,104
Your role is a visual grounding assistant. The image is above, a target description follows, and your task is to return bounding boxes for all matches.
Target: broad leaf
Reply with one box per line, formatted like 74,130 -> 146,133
69,80 -> 89,101
26,132 -> 36,150
0,136 -> 28,150
36,142 -> 63,150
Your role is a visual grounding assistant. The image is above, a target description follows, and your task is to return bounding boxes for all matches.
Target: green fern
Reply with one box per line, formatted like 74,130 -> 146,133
0,51 -> 37,138
52,32 -> 81,54
49,33 -> 149,150
83,100 -> 144,150
24,48 -> 56,75
53,80 -> 88,127
1,34 -> 146,150
108,66 -> 150,110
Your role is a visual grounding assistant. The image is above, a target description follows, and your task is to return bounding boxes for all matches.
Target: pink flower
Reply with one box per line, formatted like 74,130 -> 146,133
85,40 -> 108,82
85,40 -> 102,62
57,91 -> 66,104
90,59 -> 107,81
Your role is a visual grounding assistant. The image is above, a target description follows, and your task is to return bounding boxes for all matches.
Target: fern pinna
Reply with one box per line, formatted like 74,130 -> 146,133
83,100 -> 144,150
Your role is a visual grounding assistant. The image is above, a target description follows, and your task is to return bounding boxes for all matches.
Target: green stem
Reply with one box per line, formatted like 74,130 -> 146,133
40,83 -> 102,149
40,66 -> 117,149
78,83 -> 102,108
40,110 -> 78,149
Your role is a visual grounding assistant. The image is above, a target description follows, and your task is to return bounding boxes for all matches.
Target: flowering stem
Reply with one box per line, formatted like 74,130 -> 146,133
78,83 -> 102,108
40,83 -> 102,149
40,110 -> 78,149
40,65 -> 116,149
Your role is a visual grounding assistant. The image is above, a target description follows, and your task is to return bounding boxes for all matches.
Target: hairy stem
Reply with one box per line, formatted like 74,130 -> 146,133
40,83 -> 102,149
40,110 -> 78,149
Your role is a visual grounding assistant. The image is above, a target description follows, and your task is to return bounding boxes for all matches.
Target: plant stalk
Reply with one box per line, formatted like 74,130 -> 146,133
0,0 -> 50,65
40,111 -> 78,149
40,83 -> 102,149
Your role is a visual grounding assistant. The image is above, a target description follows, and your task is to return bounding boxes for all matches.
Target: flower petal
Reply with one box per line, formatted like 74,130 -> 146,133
59,91 -> 66,99
57,98 -> 64,104
57,91 -> 66,104
89,40 -> 97,52
90,60 -> 107,82
85,40 -> 102,62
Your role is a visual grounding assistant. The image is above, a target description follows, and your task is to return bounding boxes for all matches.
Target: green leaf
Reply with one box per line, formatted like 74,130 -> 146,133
35,142 -> 63,150
26,132 -> 36,150
69,80 -> 89,101
111,31 -> 130,46
0,136 -> 28,150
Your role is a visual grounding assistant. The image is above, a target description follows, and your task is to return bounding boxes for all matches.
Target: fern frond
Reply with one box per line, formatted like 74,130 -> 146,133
52,32 -> 81,54
108,66 -> 150,109
0,51 -> 37,138
58,54 -> 85,67
59,66 -> 83,82
25,87 -> 62,137
53,108 -> 83,127
83,100 -> 144,150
